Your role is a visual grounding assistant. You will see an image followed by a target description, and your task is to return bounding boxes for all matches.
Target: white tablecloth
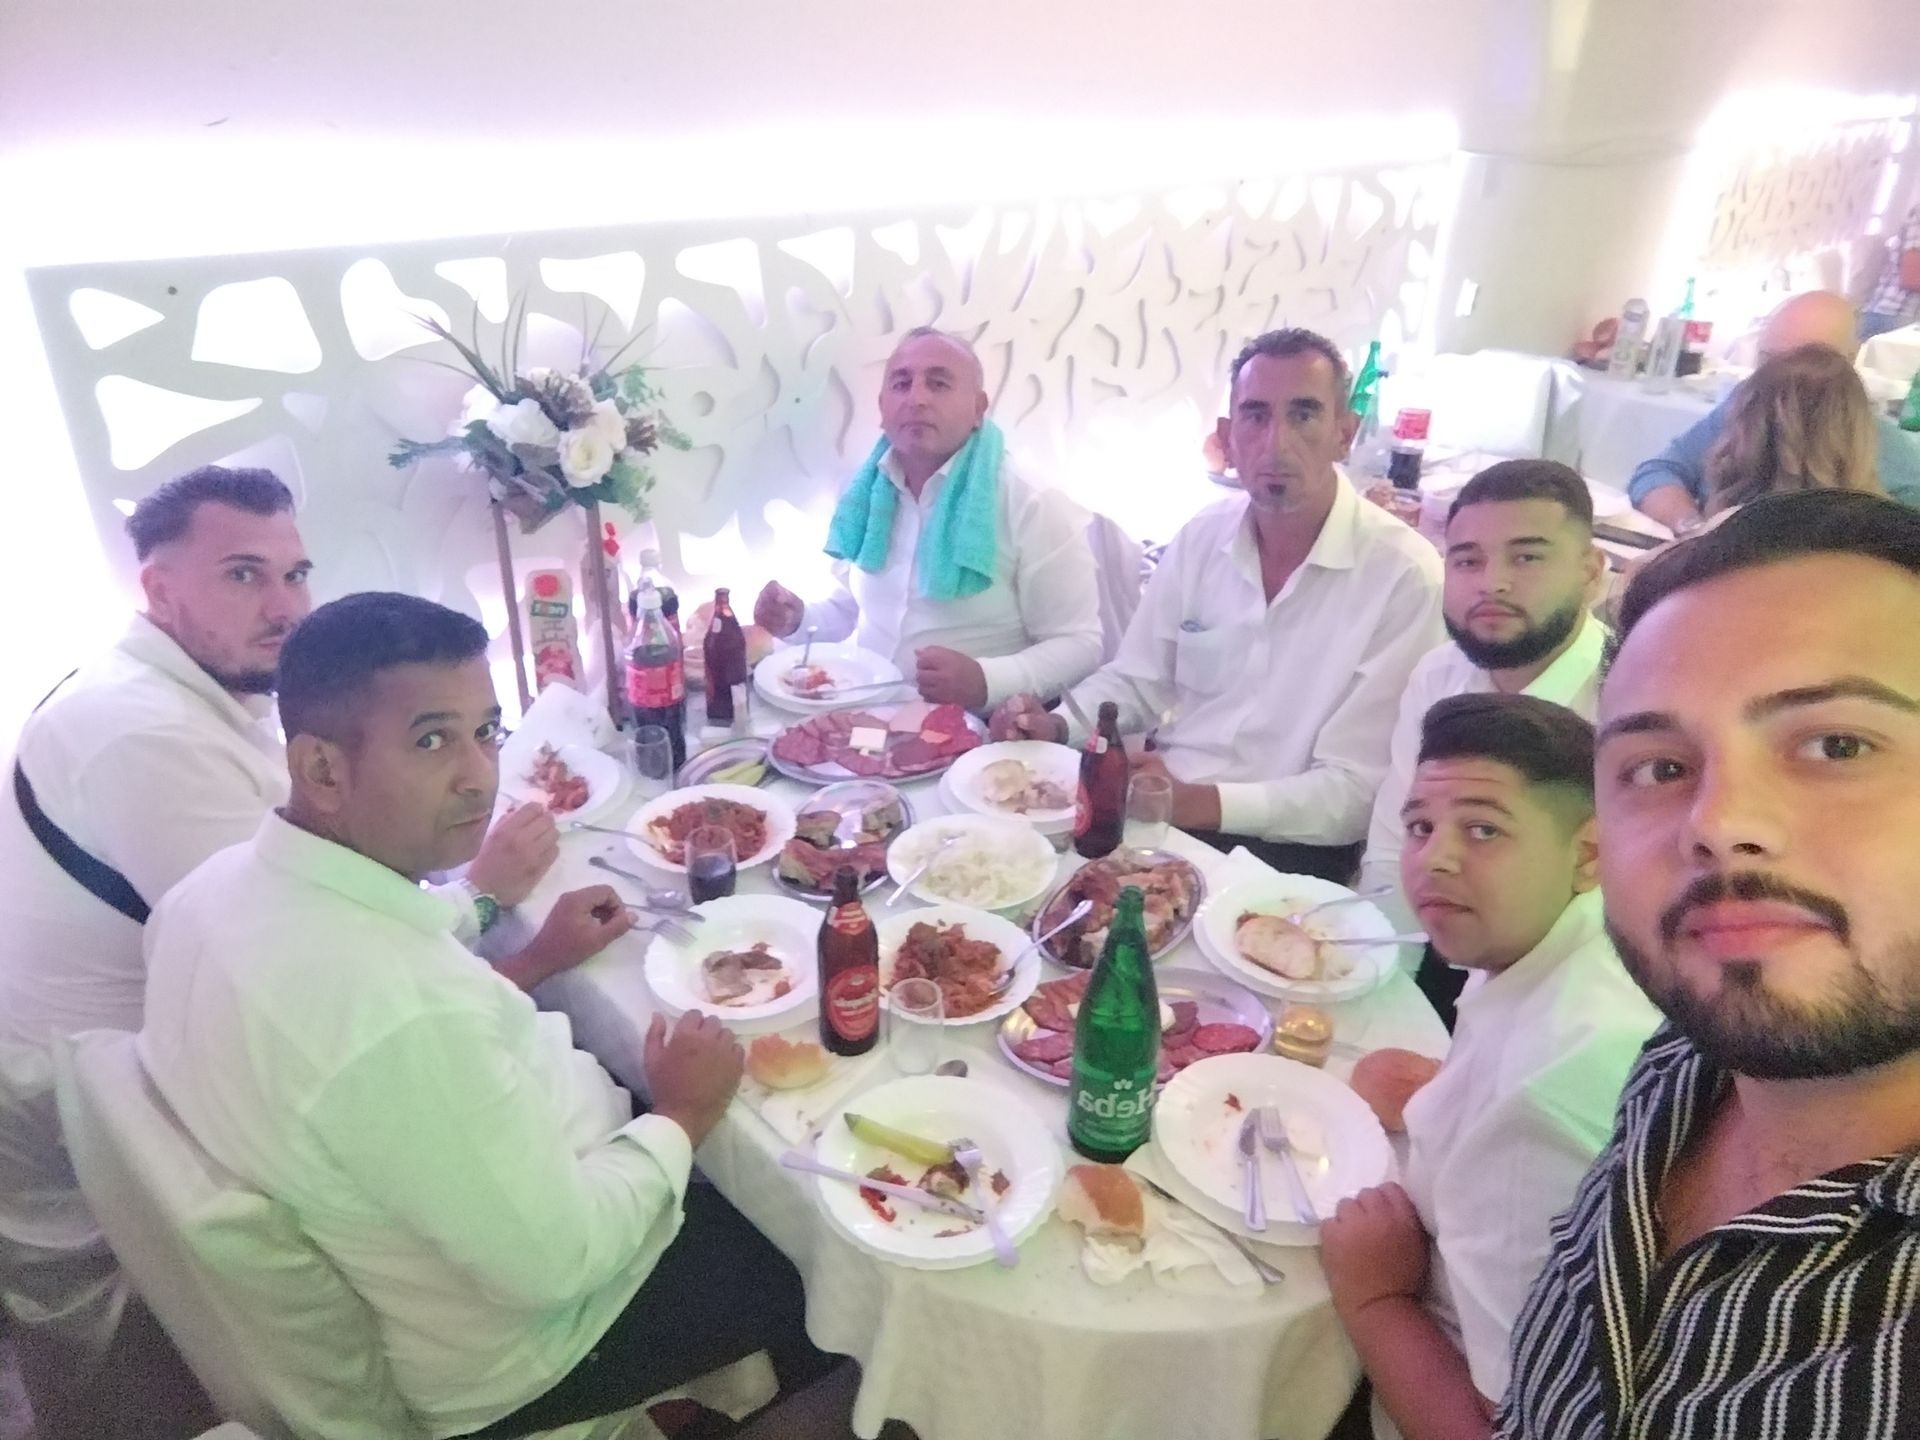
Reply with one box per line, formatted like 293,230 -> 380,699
1541,369 -> 1728,493
1859,323 -> 1920,394
505,719 -> 1450,1440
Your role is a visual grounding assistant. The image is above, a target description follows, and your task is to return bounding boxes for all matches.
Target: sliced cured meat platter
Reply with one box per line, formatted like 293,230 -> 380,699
768,700 -> 989,785
996,965 -> 1273,1089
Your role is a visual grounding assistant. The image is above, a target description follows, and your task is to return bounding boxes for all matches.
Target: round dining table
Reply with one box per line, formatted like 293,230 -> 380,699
497,708 -> 1451,1440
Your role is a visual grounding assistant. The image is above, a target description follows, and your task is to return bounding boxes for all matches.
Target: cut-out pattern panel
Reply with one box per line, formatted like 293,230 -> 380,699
1700,117 -> 1902,278
29,165 -> 1446,632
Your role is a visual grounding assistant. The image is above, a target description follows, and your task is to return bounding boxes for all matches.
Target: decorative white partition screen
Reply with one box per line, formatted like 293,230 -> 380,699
29,164 -> 1446,626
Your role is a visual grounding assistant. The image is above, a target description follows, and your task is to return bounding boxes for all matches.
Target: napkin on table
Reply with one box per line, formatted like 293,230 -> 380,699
1057,1148 -> 1271,1296
732,1043 -> 886,1148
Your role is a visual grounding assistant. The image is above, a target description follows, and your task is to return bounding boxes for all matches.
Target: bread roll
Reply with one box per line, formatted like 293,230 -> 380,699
1055,1164 -> 1147,1239
1348,1048 -> 1443,1133
745,1034 -> 832,1091
1235,913 -> 1323,980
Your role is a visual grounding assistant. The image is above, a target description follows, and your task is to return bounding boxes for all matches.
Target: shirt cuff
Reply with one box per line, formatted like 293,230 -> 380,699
975,654 -> 1026,710
1213,781 -> 1273,838
426,880 -> 480,946
618,1114 -> 695,1203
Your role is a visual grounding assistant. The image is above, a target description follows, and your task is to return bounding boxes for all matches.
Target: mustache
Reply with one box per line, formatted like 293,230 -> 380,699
1659,870 -> 1852,948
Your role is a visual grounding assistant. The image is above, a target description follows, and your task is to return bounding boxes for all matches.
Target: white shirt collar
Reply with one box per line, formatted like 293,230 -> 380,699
1228,467 -> 1363,588
253,811 -> 459,936
119,613 -> 276,724
1519,614 -> 1608,708
1457,888 -> 1608,1016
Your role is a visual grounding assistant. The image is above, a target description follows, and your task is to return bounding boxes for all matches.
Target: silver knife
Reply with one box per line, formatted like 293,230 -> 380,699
1237,1110 -> 1267,1231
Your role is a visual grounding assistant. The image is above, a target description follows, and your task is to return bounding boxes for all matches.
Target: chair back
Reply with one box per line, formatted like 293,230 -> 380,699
51,1030 -> 426,1440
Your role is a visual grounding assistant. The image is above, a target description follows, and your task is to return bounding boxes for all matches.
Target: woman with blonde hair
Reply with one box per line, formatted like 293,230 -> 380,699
1703,342 -> 1883,514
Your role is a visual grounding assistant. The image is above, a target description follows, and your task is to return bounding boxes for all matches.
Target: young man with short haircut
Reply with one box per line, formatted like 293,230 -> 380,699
1322,693 -> 1659,1440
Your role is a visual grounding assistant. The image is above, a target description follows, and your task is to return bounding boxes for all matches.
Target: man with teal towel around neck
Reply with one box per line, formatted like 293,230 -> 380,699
755,327 -> 1103,709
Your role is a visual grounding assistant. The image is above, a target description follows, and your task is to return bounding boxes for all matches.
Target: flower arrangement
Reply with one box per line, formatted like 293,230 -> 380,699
389,303 -> 689,531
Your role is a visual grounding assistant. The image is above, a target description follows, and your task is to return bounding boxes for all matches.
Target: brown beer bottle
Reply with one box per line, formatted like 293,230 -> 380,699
1073,701 -> 1128,860
703,587 -> 747,727
818,866 -> 880,1056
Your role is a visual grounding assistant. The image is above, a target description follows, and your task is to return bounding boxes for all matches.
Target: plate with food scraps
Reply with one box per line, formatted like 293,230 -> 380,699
773,781 -> 912,903
1150,1051 -> 1391,1244
627,784 -> 797,875
1029,848 -> 1207,969
1192,871 -> 1396,1003
499,742 -> 626,823
768,701 -> 987,785
943,741 -> 1080,835
644,894 -> 821,1034
679,738 -> 773,789
812,1074 -> 1062,1270
996,965 -> 1271,1087
753,643 -> 907,714
885,815 -> 1059,915
877,903 -> 1040,1026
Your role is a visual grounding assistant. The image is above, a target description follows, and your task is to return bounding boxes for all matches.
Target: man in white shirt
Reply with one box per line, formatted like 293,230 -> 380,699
753,327 -> 1103,709
1357,460 -> 1606,1022
0,467 -> 557,1430
142,592 -> 830,1437
992,328 -> 1443,880
1320,693 -> 1659,1440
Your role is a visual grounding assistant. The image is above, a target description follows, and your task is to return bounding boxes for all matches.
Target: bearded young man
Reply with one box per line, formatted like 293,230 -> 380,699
1495,489 -> 1920,1440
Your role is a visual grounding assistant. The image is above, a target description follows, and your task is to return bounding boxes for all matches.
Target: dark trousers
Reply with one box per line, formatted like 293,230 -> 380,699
464,1182 -> 834,1437
1183,830 -> 1365,885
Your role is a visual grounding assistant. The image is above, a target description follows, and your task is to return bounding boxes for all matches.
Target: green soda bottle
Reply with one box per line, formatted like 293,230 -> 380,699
1349,339 -> 1383,415
1899,371 -> 1920,433
1067,886 -> 1161,1163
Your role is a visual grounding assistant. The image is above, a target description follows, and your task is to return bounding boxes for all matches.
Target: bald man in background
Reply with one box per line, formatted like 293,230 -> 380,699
1628,290 -> 1920,532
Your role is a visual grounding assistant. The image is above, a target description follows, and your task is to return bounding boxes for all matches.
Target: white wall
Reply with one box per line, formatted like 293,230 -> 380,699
3,0 -> 1918,732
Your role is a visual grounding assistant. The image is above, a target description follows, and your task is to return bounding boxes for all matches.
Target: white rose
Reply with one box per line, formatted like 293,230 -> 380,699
557,428 -> 615,488
590,399 -> 628,448
457,383 -> 495,429
486,398 -> 560,450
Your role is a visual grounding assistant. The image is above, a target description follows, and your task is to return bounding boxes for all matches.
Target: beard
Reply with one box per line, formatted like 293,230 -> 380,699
1606,871 -> 1920,1080
205,663 -> 279,696
1445,595 -> 1584,671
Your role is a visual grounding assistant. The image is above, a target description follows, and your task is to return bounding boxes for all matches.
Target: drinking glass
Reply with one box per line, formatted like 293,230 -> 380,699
1128,773 -> 1174,848
886,977 -> 945,1075
627,724 -> 675,800
685,826 -> 737,904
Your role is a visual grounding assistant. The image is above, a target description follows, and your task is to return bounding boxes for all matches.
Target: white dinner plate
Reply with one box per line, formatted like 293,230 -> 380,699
885,815 -> 1059,915
876,903 -> 1040,1026
644,894 -> 821,1034
943,740 -> 1080,835
1193,871 -> 1396,1003
812,1074 -> 1062,1270
626,784 -> 797,874
498,742 -> 626,825
753,643 -> 907,714
1151,1051 -> 1391,1245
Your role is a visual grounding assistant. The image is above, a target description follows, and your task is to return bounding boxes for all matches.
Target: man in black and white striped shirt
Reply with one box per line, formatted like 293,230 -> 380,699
1496,489 -> 1920,1440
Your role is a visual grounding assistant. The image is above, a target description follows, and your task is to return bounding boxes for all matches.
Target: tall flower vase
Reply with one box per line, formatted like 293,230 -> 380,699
491,500 -> 534,714
579,499 -> 625,723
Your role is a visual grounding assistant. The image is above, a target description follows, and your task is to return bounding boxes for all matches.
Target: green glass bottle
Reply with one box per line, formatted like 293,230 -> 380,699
1067,886 -> 1161,1163
1349,339 -> 1384,414
1900,371 -> 1920,434
1677,276 -> 1696,320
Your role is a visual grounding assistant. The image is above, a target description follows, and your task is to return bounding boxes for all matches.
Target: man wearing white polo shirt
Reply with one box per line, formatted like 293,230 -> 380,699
1358,460 -> 1606,1004
993,327 -> 1443,880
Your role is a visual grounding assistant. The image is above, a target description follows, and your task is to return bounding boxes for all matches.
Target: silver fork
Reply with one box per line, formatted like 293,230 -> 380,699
951,1136 -> 1018,1268
887,832 -> 961,908
1258,1106 -> 1320,1224
620,906 -> 697,946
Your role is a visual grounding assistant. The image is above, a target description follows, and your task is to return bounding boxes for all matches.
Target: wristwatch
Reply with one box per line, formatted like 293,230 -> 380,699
454,877 -> 501,935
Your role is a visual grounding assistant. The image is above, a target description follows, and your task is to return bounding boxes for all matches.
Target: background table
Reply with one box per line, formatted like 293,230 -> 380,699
1859,322 -> 1920,394
1541,368 -> 1727,493
503,720 -> 1450,1440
